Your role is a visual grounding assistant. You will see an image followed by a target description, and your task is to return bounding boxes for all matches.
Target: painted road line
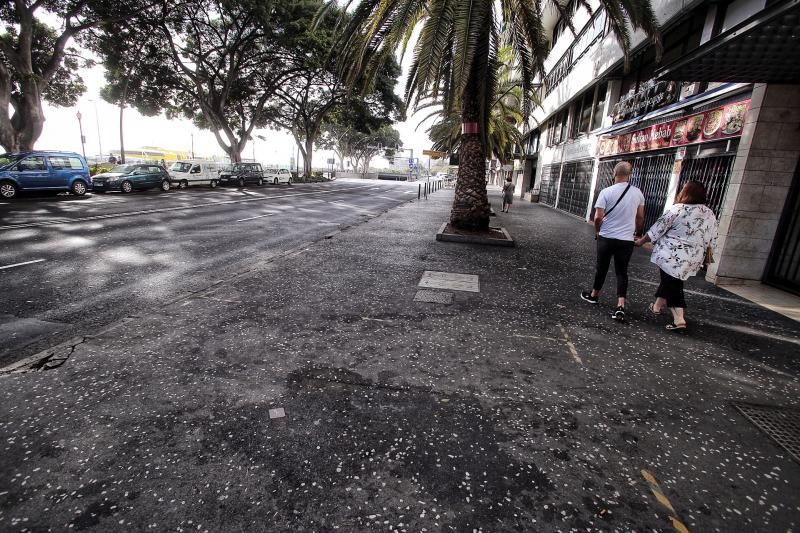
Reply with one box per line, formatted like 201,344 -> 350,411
640,469 -> 690,533
235,213 -> 275,222
512,334 -> 567,343
0,185 -> 376,230
557,323 -> 582,364
0,259 -> 46,271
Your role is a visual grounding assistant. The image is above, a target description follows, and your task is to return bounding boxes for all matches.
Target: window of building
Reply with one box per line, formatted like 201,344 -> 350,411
591,82 -> 607,130
578,91 -> 593,134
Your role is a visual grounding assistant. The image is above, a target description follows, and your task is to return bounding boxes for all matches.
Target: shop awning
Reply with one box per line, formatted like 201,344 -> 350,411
656,0 -> 800,83
593,82 -> 750,136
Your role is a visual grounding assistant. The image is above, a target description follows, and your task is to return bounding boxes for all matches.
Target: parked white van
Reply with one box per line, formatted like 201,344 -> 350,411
265,168 -> 292,185
168,160 -> 222,188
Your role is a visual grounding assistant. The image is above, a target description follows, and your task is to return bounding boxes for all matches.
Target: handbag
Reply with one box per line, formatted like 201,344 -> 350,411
704,247 -> 715,265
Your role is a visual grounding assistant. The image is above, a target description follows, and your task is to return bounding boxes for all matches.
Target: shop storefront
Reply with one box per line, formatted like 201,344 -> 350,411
594,96 -> 750,228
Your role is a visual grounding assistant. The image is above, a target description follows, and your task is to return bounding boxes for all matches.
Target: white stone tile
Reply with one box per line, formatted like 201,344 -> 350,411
419,271 -> 480,292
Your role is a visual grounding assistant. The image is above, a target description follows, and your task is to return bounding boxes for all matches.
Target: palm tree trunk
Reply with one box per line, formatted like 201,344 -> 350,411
450,72 -> 490,230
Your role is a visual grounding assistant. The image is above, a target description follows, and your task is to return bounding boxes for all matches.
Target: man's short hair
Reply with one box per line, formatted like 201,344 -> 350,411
613,161 -> 632,179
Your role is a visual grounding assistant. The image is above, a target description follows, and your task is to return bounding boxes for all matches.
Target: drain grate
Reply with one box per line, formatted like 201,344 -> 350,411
733,402 -> 800,464
414,290 -> 454,304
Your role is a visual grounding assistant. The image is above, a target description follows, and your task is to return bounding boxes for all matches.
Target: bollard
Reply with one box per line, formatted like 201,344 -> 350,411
418,183 -> 421,199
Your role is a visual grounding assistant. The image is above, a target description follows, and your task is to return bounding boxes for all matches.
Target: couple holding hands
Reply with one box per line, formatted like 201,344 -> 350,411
580,161 -> 719,330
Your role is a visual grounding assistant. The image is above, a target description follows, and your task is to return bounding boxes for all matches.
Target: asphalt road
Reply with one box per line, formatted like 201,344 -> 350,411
0,178 -> 420,366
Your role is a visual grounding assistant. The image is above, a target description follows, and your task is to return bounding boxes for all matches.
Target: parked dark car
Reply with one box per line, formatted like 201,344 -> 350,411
0,151 -> 90,199
92,164 -> 172,194
218,162 -> 264,187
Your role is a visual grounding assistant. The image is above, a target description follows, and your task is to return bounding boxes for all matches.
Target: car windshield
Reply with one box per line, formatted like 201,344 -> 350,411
171,162 -> 192,173
0,153 -> 25,170
110,165 -> 136,174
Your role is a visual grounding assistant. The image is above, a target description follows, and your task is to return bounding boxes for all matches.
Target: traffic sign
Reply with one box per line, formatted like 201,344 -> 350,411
423,149 -> 445,159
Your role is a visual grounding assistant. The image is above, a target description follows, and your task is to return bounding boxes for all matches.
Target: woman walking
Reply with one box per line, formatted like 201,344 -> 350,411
635,181 -> 718,331
502,177 -> 514,213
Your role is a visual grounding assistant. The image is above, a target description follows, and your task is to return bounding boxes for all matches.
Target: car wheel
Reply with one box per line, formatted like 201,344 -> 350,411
71,180 -> 88,196
0,180 -> 17,199
287,178 -> 292,185
180,180 -> 188,189
238,177 -> 245,188
160,179 -> 171,192
121,180 -> 133,193
257,178 -> 264,186
210,180 -> 217,189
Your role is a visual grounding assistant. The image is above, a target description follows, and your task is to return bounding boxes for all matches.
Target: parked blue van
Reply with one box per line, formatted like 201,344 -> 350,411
0,151 -> 91,199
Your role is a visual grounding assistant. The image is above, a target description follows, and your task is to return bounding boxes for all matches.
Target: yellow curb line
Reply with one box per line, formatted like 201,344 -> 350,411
641,469 -> 690,533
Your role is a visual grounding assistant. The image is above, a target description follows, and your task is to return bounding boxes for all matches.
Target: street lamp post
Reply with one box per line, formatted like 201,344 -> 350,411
76,111 -> 87,160
190,133 -> 194,159
89,99 -> 103,161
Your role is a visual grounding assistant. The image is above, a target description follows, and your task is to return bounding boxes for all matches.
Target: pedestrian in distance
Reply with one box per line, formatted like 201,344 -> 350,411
580,161 -> 645,322
502,177 -> 514,213
635,181 -> 719,331
160,158 -> 167,169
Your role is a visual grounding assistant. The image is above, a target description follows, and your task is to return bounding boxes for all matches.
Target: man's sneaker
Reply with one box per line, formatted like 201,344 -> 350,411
580,291 -> 598,304
612,306 -> 626,321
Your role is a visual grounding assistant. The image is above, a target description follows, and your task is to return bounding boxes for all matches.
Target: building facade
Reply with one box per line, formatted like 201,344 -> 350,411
524,0 -> 800,294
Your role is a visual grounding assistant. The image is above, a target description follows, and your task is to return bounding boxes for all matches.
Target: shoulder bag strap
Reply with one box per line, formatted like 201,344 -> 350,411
604,183 -> 632,218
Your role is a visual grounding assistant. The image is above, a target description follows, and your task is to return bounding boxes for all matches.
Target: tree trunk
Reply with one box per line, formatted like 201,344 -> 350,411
450,71 -> 490,230
2,82 -> 46,152
303,137 -> 313,177
118,105 -> 126,163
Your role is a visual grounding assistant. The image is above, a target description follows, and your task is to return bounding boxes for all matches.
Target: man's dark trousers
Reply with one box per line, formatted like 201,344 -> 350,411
593,236 -> 635,297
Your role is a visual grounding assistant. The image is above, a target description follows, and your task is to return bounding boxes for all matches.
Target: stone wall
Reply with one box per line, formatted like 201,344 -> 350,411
707,84 -> 800,285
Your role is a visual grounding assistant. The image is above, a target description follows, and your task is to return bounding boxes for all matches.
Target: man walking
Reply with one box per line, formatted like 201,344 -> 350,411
580,161 -> 644,321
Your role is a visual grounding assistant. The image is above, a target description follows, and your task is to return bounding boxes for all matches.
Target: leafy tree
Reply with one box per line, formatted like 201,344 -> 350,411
0,0 -> 139,152
95,24 -> 174,163
268,32 -> 403,176
334,0 -> 660,229
102,0 -> 320,163
347,125 -> 400,175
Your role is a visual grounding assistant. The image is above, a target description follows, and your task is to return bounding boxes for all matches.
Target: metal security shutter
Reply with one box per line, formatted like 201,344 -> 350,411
595,152 -> 675,228
679,154 -> 736,218
557,159 -> 595,217
539,163 -> 560,206
765,163 -> 800,294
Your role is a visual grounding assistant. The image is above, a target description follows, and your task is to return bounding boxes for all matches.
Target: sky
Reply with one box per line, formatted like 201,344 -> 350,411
35,48 -> 436,170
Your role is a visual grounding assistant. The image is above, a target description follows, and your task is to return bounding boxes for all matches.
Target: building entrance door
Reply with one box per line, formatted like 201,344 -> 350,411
765,161 -> 800,295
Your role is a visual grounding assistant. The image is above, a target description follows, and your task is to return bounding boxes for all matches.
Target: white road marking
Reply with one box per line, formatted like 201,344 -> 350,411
235,213 -> 275,222
557,323 -> 583,364
0,259 -> 46,270
0,185 -> 376,230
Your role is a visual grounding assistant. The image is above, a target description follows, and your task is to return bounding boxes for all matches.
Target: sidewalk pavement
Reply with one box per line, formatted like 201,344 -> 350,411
1,186 -> 799,532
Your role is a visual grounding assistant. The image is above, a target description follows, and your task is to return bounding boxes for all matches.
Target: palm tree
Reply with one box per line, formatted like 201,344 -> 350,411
425,46 -> 527,166
333,0 -> 660,229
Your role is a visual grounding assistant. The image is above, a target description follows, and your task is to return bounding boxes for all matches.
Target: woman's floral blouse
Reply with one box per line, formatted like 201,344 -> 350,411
646,203 -> 719,280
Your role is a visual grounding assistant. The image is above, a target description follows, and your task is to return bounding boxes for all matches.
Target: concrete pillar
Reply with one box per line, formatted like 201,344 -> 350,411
706,83 -> 800,286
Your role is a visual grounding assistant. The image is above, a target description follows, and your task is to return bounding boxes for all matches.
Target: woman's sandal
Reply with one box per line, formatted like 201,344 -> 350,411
648,303 -> 662,316
665,322 -> 687,331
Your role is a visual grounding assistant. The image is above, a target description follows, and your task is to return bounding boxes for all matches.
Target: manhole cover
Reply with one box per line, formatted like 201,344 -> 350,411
733,402 -> 800,463
414,290 -> 454,304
